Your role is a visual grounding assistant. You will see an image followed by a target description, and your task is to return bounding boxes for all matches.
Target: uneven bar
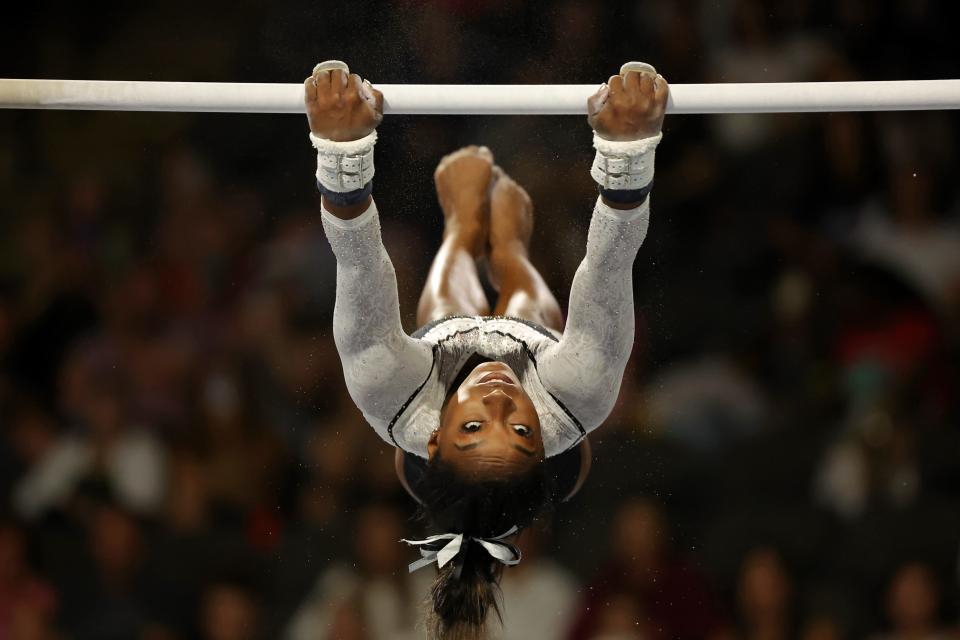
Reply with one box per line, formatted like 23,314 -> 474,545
1,78 -> 959,114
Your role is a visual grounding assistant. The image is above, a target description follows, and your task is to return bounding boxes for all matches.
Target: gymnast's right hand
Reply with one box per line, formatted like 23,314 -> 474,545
587,67 -> 668,141
304,65 -> 384,142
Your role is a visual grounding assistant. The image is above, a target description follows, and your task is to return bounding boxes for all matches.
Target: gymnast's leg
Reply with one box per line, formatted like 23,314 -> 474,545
486,167 -> 565,333
416,146 -> 494,326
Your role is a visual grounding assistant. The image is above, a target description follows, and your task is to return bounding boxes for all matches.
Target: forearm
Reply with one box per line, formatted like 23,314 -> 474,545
564,197 -> 648,355
538,197 -> 649,427
322,200 -> 405,354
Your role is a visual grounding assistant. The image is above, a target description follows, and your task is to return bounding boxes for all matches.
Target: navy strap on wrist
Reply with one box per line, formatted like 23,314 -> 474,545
599,180 -> 653,206
317,179 -> 373,206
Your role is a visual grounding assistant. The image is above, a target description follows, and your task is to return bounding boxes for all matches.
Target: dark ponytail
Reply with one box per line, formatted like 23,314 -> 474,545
428,548 -> 502,640
417,452 -> 553,640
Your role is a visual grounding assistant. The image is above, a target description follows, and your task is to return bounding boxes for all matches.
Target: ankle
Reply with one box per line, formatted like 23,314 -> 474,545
443,201 -> 486,254
443,224 -> 485,258
488,238 -> 530,263
489,241 -> 529,268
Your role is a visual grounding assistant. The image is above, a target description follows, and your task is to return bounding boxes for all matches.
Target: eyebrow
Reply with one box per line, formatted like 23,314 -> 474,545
513,444 -> 536,457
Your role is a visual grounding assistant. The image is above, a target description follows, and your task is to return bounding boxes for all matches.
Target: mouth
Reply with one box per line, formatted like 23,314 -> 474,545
476,372 -> 516,386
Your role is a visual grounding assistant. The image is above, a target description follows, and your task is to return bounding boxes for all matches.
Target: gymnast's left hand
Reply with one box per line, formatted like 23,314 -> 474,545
304,67 -> 384,142
587,68 -> 668,141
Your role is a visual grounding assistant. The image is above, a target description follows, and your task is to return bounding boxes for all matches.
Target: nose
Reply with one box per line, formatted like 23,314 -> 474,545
481,388 -> 517,416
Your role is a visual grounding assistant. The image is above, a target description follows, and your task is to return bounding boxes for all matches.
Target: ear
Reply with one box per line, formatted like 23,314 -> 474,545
427,429 -> 439,460
564,437 -> 593,502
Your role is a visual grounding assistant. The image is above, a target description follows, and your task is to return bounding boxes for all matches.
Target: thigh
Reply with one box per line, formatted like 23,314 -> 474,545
498,290 -> 564,334
416,243 -> 490,326
491,253 -> 564,333
417,293 -> 485,327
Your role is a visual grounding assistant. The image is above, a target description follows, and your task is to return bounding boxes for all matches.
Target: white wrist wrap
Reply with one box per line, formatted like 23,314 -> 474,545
590,132 -> 662,190
309,130 -> 377,192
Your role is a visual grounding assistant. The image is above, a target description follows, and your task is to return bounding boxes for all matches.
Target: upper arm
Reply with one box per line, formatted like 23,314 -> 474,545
339,333 -> 434,430
539,329 -> 632,432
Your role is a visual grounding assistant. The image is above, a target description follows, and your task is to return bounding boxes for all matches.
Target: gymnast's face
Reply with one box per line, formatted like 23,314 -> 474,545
428,361 -> 545,477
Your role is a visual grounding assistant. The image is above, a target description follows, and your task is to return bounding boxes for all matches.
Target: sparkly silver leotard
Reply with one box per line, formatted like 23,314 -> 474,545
321,196 -> 650,458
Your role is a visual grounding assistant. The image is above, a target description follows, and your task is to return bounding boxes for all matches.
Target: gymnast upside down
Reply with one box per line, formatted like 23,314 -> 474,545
305,60 -> 668,639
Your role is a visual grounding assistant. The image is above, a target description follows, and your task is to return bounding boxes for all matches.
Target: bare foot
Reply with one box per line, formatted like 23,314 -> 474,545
434,146 -> 494,257
487,166 -> 534,289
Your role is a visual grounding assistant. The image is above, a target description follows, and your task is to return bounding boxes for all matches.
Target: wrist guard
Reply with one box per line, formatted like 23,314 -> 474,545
309,130 -> 377,192
590,132 -> 661,190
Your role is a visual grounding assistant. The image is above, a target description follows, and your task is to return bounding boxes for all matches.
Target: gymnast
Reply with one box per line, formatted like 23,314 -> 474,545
304,60 -> 668,639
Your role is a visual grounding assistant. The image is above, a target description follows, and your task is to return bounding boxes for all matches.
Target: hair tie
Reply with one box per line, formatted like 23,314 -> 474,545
401,525 -> 521,574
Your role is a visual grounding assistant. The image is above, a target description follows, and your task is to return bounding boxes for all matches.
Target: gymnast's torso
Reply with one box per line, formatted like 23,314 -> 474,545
393,315 -> 585,458
322,195 -> 650,459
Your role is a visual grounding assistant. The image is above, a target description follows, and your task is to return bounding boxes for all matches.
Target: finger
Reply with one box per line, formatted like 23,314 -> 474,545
477,145 -> 494,162
303,76 -> 318,102
330,69 -> 348,93
654,74 -> 670,103
371,85 -> 384,115
639,73 -> 655,97
607,74 -> 624,97
314,69 -> 331,87
313,71 -> 331,103
359,79 -> 378,110
587,83 -> 609,116
344,73 -> 363,106
622,70 -> 642,92
455,145 -> 480,159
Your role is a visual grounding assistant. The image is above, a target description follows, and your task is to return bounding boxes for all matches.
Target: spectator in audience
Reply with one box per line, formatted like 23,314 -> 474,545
569,498 -> 729,639
140,445 -> 227,638
869,562 -> 953,640
195,365 -> 286,527
734,546 -> 795,640
800,616 -> 846,640
496,523 -> 579,640
286,502 -> 431,640
200,579 -> 262,640
12,340 -> 166,522
0,521 -> 59,639
640,353 -> 768,453
66,502 -> 150,640
586,591 -> 651,640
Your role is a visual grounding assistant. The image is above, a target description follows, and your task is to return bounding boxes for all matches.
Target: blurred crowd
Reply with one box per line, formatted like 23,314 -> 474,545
1,0 -> 959,638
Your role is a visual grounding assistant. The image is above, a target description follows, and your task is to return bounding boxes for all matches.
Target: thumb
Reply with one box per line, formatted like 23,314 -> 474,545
362,80 -> 384,115
587,83 -> 610,117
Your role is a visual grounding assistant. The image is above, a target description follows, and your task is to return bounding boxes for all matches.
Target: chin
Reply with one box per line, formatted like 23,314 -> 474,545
474,360 -> 514,373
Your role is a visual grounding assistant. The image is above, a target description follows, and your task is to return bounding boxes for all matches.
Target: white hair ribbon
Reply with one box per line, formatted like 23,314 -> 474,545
401,525 -> 522,574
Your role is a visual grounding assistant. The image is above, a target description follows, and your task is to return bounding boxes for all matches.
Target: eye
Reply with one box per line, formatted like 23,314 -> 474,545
513,424 -> 532,437
461,421 -> 483,433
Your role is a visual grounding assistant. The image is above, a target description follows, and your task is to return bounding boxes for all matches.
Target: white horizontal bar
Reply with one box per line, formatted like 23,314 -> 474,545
1,78 -> 959,114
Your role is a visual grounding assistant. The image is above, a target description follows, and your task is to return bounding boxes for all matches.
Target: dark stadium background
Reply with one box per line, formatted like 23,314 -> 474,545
1,0 -> 959,638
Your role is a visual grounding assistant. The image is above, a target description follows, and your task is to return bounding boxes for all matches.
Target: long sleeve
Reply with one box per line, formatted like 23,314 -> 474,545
321,200 -> 434,440
538,197 -> 650,431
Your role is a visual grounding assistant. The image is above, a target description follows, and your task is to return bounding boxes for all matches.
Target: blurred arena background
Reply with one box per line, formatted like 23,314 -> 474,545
1,0 -> 959,638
